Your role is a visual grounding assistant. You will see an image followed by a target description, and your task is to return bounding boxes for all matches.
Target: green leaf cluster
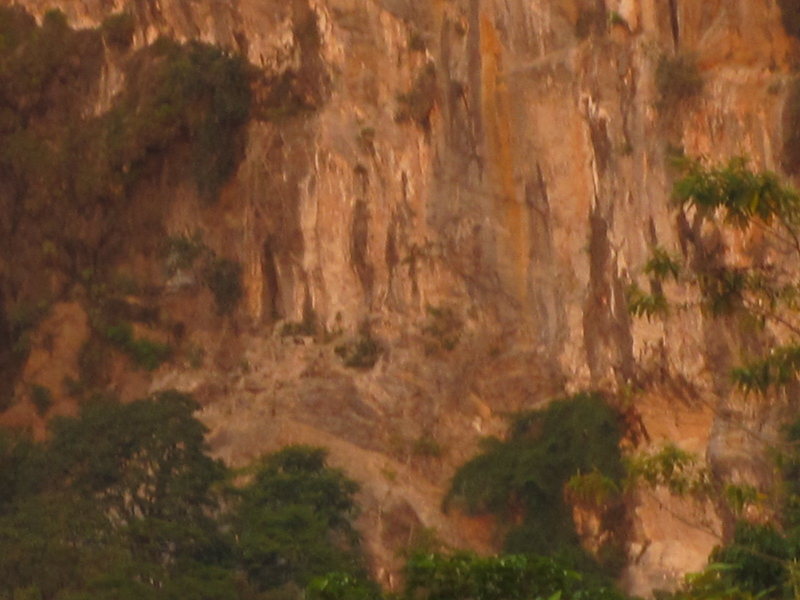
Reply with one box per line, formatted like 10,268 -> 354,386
445,393 -> 625,574
673,157 -> 800,229
625,444 -> 711,496
628,157 -> 800,393
0,396 -> 371,600
230,446 -> 365,592
644,247 -> 683,281
627,282 -> 668,319
731,344 -> 800,395
403,552 -> 627,600
105,321 -> 171,370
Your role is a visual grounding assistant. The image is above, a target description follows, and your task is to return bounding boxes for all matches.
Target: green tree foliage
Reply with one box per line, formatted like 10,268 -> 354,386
306,572 -> 381,600
629,157 -> 800,394
0,392 -> 237,599
403,552 -> 627,600
709,522 -> 791,598
626,281 -> 668,320
0,394 -> 377,599
650,413 -> 800,600
445,393 -> 625,573
230,446 -> 366,593
672,157 -> 800,229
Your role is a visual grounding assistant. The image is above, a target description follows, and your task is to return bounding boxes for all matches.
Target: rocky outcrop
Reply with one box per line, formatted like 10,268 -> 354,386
3,0 -> 799,594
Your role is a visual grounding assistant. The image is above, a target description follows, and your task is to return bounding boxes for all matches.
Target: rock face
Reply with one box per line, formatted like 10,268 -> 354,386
3,0 -> 799,595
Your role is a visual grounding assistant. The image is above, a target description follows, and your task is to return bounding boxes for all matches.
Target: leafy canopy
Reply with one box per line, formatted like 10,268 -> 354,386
446,393 -> 625,573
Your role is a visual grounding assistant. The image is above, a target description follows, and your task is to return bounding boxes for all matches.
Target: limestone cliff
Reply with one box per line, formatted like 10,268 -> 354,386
1,0 -> 798,595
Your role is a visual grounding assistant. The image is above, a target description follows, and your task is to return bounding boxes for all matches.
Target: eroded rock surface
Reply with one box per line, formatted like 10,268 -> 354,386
3,0 -> 799,594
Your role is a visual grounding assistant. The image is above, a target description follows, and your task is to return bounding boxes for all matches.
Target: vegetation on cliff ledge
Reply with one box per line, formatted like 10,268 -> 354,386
446,393 -> 627,578
0,6 -> 251,408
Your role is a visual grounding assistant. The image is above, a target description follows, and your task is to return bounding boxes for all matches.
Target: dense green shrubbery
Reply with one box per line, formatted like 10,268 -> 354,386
446,393 -> 625,575
0,390 -> 641,600
0,395 -> 372,600
404,551 -> 627,600
230,446 -> 367,592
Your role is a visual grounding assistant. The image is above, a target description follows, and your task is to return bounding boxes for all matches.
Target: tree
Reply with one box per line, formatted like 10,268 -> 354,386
0,391 -> 237,599
230,446 -> 367,594
628,157 -> 800,598
403,551 -> 626,600
640,156 -> 800,393
445,393 -> 626,575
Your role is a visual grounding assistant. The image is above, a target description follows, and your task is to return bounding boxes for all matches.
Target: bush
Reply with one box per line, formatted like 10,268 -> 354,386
626,282 -> 668,319
204,257 -> 243,316
446,393 -> 625,573
404,552 -> 627,600
105,322 -> 171,370
120,39 -> 252,200
656,53 -> 703,106
231,446 -> 367,592
335,335 -> 381,369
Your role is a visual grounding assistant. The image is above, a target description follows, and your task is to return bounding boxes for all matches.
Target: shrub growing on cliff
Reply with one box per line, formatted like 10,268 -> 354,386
0,7 -> 255,400
335,334 -> 381,369
203,257 -> 243,316
445,393 -> 625,575
105,321 -> 171,370
117,38 -> 252,200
